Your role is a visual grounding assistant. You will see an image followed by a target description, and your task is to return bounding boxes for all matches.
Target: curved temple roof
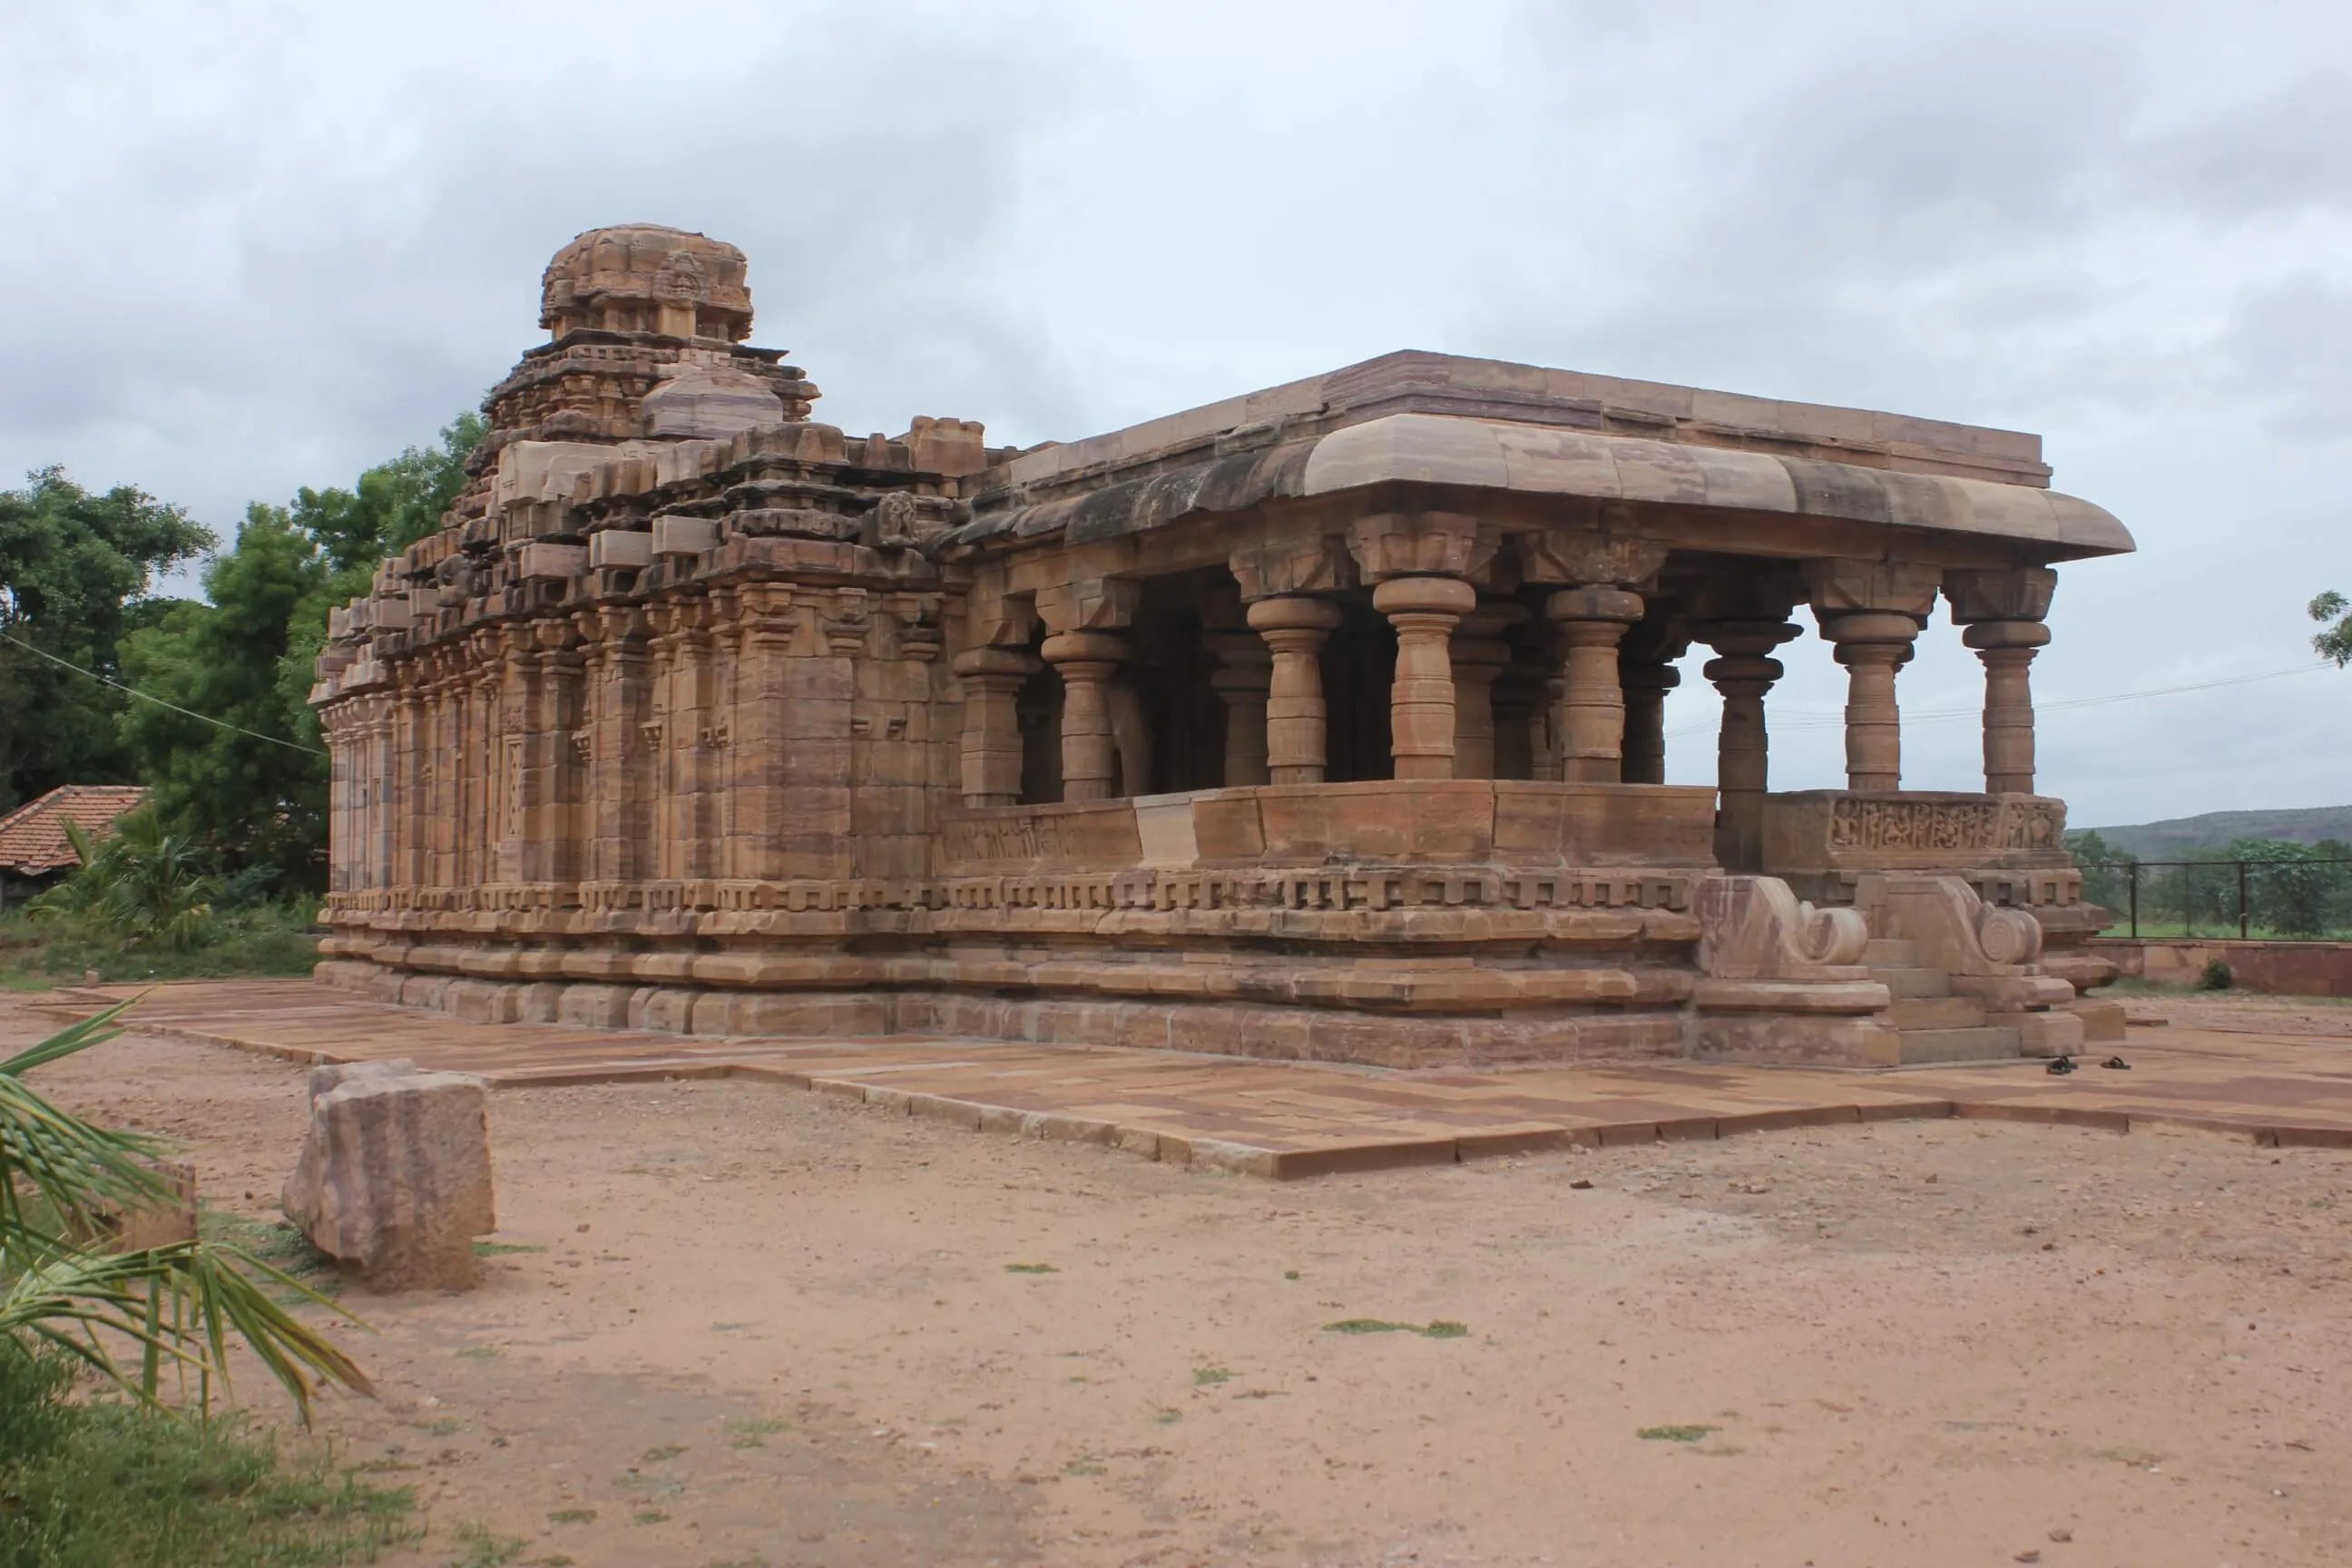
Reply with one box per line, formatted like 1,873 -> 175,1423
942,351 -> 2133,564
1304,414 -> 2132,557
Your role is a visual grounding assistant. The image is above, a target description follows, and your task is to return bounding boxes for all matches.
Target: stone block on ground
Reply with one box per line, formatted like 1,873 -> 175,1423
282,1059 -> 495,1290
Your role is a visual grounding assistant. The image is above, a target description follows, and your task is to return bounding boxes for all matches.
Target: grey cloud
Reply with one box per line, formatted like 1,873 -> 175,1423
1,0 -> 2347,821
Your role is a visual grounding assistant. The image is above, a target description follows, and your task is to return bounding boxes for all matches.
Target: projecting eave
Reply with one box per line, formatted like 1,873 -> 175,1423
1302,414 -> 2133,560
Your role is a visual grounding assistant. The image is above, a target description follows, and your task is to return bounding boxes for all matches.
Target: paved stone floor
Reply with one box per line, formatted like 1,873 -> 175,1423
40,980 -> 2352,1177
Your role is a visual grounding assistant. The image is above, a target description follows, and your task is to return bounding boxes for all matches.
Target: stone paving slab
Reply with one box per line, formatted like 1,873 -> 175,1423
36,980 -> 2352,1177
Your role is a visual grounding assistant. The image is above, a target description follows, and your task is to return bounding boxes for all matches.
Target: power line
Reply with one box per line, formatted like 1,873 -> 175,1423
0,629 -> 326,757
1663,661 -> 2337,739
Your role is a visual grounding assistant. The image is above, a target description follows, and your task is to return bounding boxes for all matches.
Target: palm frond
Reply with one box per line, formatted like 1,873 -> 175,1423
1,1000 -> 376,1422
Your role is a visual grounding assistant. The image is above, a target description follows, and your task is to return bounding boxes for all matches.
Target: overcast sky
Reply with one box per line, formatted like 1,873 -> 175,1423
4,1 -> 2347,828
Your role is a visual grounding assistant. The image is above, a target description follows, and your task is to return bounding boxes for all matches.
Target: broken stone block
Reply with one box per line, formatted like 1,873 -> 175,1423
282,1060 -> 495,1290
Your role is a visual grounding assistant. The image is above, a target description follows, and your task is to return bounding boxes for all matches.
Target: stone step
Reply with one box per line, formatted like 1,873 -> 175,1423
1896,1026 -> 2023,1065
1890,995 -> 1985,1030
1863,938 -> 1920,965
1869,966 -> 1954,1000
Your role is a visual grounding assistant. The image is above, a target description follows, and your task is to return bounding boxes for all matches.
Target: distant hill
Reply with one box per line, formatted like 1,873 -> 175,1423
2075,806 -> 2352,859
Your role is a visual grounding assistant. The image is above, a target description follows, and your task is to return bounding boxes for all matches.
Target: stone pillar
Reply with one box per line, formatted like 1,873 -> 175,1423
1545,586 -> 1645,783
1805,561 -> 1941,795
1822,613 -> 1920,792
1246,596 -> 1343,786
1041,632 -> 1126,802
1205,632 -> 1273,787
1373,576 -> 1475,779
1967,622 -> 2048,794
1697,619 -> 1799,872
1616,613 -> 1690,786
1945,566 -> 2057,797
1619,664 -> 1677,785
952,646 -> 1038,807
1448,607 -> 1520,781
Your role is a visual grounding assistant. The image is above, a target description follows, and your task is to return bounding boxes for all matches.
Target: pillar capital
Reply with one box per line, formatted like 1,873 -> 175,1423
1544,585 -> 1645,626
1034,577 -> 1139,635
1347,511 -> 1499,584
951,645 -> 1043,681
1818,610 -> 1924,648
1945,565 -> 2057,625
1245,594 -> 1344,640
1370,573 -> 1478,619
1961,619 -> 2052,652
1230,533 -> 1357,603
1038,630 -> 1129,667
1518,529 -> 1668,590
1804,559 -> 1941,623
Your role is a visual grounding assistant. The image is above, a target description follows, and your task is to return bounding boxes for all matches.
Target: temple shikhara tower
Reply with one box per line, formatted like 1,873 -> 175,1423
311,224 -> 2134,1067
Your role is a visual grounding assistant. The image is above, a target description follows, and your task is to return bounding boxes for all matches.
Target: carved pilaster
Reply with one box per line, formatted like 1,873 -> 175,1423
952,646 -> 1040,807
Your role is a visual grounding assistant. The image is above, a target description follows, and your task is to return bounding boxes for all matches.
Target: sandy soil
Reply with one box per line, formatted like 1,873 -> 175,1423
2116,990 -> 2352,1037
11,995 -> 2351,1568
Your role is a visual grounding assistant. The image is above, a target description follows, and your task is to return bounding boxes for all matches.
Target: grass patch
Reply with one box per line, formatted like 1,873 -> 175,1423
198,1210 -> 340,1298
456,1347 -> 502,1361
1063,1456 -> 1107,1477
1637,1425 -> 1720,1443
631,1511 -> 669,1525
1191,1367 -> 1234,1386
1322,1318 -> 1469,1338
721,1416 -> 790,1436
470,1241 -> 544,1258
0,902 -> 323,990
0,1345 -> 416,1566
450,1523 -> 525,1567
423,1417 -> 463,1436
544,1509 -> 595,1524
640,1445 -> 687,1463
1004,1262 -> 1058,1274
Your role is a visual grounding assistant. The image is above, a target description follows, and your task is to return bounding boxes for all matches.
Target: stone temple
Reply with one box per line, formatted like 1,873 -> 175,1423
310,224 -> 2132,1068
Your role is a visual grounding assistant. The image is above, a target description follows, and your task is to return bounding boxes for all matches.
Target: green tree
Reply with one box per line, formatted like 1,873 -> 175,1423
2227,836 -> 2350,939
110,415 -> 481,887
116,508 -> 330,882
274,415 -> 485,749
2313,590 -> 2352,667
0,470 -> 211,810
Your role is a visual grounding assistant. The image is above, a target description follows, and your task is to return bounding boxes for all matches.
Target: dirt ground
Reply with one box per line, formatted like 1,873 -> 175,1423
12,993 -> 2351,1568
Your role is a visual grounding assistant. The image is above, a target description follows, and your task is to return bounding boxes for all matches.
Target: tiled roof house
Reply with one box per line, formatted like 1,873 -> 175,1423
0,784 -> 148,879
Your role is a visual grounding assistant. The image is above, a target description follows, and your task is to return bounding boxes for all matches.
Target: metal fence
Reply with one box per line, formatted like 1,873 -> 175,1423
2078,859 -> 2352,941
